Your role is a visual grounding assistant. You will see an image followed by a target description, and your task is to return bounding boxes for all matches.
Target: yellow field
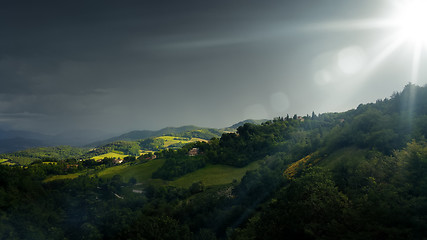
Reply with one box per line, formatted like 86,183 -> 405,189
140,150 -> 155,155
156,136 -> 208,148
1,161 -> 16,166
42,162 -> 58,165
0,159 -> 9,163
91,152 -> 128,161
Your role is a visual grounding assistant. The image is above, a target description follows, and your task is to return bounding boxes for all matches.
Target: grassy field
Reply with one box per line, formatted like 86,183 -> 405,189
43,157 -> 261,188
91,152 -> 128,161
1,162 -> 16,166
140,150 -> 155,155
0,159 -> 17,166
96,158 -> 261,188
43,173 -> 82,182
156,136 -> 207,148
169,160 -> 261,188
96,158 -> 166,183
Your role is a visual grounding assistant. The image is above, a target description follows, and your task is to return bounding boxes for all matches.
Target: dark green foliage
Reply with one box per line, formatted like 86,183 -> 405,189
118,215 -> 192,240
189,181 -> 206,194
213,120 -> 297,167
138,137 -> 166,151
175,128 -> 223,140
0,145 -> 88,164
152,149 -> 206,180
235,167 -> 348,240
85,141 -> 141,157
4,84 -> 427,239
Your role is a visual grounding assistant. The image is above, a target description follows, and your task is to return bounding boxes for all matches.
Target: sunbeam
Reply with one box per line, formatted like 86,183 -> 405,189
310,0 -> 427,86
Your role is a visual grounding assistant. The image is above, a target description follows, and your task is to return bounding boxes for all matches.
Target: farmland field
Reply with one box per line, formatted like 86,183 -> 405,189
155,136 -> 207,148
42,157 -> 261,188
96,158 -> 166,183
169,160 -> 261,188
96,158 -> 261,188
91,152 -> 128,161
43,172 -> 82,182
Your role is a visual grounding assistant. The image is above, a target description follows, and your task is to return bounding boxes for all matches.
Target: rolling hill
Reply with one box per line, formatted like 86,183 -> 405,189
4,84 -> 427,239
87,125 -> 206,147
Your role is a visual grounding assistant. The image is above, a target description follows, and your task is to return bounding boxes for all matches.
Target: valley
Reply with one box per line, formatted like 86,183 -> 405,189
1,84 -> 427,239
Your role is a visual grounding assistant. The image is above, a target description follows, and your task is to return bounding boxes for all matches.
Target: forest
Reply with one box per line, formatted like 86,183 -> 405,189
1,83 -> 427,239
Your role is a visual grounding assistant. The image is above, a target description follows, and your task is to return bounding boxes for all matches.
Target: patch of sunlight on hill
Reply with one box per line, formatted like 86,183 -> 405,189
169,160 -> 261,188
95,158 -> 261,188
91,152 -> 128,161
96,159 -> 166,183
156,136 -> 208,148
1,162 -> 16,166
43,173 -> 82,182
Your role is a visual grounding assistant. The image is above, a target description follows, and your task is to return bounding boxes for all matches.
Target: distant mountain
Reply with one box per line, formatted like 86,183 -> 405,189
0,120 -> 269,153
228,119 -> 269,129
88,121 -> 272,147
0,129 -> 53,153
87,125 -> 203,147
52,129 -> 115,146
0,128 -> 114,153
0,137 -> 47,153
0,129 -> 51,141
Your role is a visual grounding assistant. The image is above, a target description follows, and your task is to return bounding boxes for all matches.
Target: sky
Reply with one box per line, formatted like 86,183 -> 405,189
1,0 -> 427,137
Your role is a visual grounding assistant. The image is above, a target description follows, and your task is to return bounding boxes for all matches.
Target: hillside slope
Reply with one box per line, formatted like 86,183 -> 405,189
3,84 -> 427,239
87,125 -> 221,147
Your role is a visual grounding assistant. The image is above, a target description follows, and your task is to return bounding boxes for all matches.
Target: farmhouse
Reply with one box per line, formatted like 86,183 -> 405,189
113,159 -> 124,164
188,148 -> 199,156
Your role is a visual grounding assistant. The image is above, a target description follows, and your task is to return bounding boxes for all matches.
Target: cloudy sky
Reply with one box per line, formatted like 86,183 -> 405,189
1,0 -> 426,136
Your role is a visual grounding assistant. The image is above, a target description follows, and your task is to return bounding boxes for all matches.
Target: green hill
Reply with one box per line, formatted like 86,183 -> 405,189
92,158 -> 261,188
228,119 -> 269,129
88,125 -> 222,147
4,84 -> 427,239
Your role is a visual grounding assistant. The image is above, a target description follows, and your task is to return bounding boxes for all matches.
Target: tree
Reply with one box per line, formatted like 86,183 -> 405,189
190,181 -> 205,194
239,167 -> 348,240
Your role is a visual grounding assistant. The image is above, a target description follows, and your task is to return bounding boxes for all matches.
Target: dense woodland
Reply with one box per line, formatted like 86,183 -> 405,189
1,84 -> 427,239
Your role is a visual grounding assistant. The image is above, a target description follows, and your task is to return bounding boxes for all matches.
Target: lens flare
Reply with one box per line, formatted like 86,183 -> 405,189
337,46 -> 367,75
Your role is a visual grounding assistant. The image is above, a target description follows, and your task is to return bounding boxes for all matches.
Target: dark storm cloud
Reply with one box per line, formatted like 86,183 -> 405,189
0,0 -> 411,135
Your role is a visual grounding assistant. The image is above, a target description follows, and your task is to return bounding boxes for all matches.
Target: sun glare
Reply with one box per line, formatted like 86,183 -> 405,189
308,0 -> 427,89
394,0 -> 427,44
